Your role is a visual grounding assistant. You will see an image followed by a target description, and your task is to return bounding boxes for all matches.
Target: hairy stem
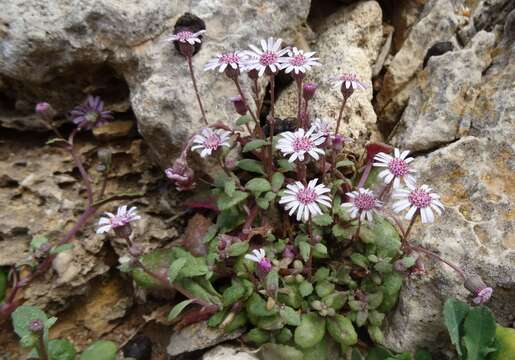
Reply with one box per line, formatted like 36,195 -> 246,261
37,331 -> 49,360
410,245 -> 466,280
334,98 -> 347,135
296,77 -> 303,128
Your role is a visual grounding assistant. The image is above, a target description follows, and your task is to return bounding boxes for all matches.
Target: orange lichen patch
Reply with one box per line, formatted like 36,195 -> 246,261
481,149 -> 515,200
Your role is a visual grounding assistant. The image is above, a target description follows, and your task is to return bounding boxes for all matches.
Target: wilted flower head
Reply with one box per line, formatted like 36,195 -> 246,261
244,37 -> 289,76
279,179 -> 332,222
29,319 -> 44,333
230,95 -> 247,116
276,126 -> 326,163
166,29 -> 206,45
35,102 -> 57,123
204,51 -> 246,78
374,148 -> 417,189
303,82 -> 318,101
245,248 -> 272,274
332,73 -> 367,98
392,184 -> 444,223
341,188 -> 382,222
70,95 -> 113,131
283,47 -> 321,76
464,273 -> 492,304
165,157 -> 196,191
97,205 -> 141,236
191,128 -> 231,158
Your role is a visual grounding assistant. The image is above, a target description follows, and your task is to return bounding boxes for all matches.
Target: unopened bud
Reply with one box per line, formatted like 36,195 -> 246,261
293,260 -> 303,270
230,95 -> 247,116
97,148 -> 112,173
302,83 -> 317,101
340,84 -> 354,99
282,245 -> 295,259
29,319 -> 44,333
35,102 -> 57,123
464,273 -> 493,305
332,134 -> 344,152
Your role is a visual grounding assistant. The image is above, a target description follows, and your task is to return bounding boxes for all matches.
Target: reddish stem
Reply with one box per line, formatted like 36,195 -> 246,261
334,98 -> 347,135
187,55 -> 208,125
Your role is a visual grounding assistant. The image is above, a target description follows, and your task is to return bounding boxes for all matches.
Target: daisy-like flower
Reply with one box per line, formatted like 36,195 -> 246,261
70,95 -> 113,130
283,47 -> 321,75
392,184 -> 444,223
472,287 -> 493,304
332,73 -> 368,91
373,148 -> 417,188
279,178 -> 332,222
191,128 -> 231,158
276,126 -> 326,163
244,37 -> 289,77
97,205 -> 141,236
245,248 -> 272,274
204,51 -> 246,73
166,29 -> 206,45
311,118 -> 332,137
341,188 -> 382,222
464,273 -> 493,304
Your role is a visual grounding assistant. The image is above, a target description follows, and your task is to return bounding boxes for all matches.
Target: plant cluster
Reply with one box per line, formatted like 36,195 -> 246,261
1,15 -> 497,360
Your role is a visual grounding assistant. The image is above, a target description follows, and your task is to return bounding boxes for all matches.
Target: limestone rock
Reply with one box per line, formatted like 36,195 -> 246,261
275,1 -> 384,146
167,321 -> 245,356
389,30 -> 496,152
383,19 -> 515,352
376,0 -> 466,128
202,346 -> 258,360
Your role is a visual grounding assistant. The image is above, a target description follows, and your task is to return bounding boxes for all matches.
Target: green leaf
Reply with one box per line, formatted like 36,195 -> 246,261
237,159 -> 265,175
312,243 -> 328,258
379,272 -> 403,312
327,315 -> 357,346
168,299 -> 195,321
323,292 -> 347,311
352,348 -> 365,360
228,241 -> 249,257
315,281 -> 335,298
48,339 -> 76,360
246,293 -> 277,318
299,241 -> 311,262
443,298 -> 470,356
271,172 -> 285,192
236,115 -> 252,126
350,253 -> 368,268
79,340 -> 117,360
277,159 -> 295,172
401,256 -> 416,269
266,270 -> 279,296
312,214 -> 333,226
276,328 -> 293,344
259,343 -> 304,360
359,217 -> 401,258
462,306 -> 497,360
366,346 -> 394,360
279,306 -> 301,326
216,207 -> 245,233
243,139 -> 268,152
224,311 -> 248,333
244,328 -> 270,345
168,258 -> 187,285
207,309 -> 227,327
313,267 -> 330,283
224,179 -> 236,197
299,281 -> 314,297
294,313 -> 326,349
50,243 -> 74,255
368,325 -> 384,344
374,261 -> 393,273
414,350 -> 432,360
20,333 -> 37,348
217,191 -> 249,211
245,178 -> 272,194
30,235 -> 49,250
11,305 -> 48,338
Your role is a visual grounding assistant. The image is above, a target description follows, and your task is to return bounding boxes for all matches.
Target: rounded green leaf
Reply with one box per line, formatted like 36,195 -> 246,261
245,178 -> 272,193
299,281 -> 314,297
228,241 -> 249,257
168,258 -> 187,285
243,139 -> 269,152
271,172 -> 285,192
259,344 -> 304,360
327,315 -> 357,346
11,305 -> 48,338
168,299 -> 195,321
279,306 -> 301,326
48,339 -> 76,360
79,340 -> 117,360
244,328 -> 270,345
294,313 -> 326,349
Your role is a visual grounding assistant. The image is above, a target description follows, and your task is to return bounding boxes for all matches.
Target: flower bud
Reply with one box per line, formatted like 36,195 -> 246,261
340,83 -> 354,99
35,102 -> 57,122
165,157 -> 196,192
29,319 -> 44,333
97,148 -> 112,173
282,245 -> 296,259
332,134 -> 344,152
302,83 -> 317,101
230,95 -> 247,116
464,273 -> 493,304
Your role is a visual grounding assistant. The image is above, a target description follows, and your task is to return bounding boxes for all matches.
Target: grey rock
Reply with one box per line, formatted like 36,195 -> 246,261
275,1 -> 384,147
383,24 -> 515,352
202,345 -> 258,360
167,321 -> 245,356
389,30 -> 496,152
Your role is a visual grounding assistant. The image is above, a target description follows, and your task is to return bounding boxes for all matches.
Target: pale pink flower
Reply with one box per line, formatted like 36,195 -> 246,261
392,184 -> 444,223
245,248 -> 272,274
283,47 -> 321,75
311,118 -> 332,137
331,73 -> 367,91
191,128 -> 231,158
472,287 -> 493,305
276,126 -> 325,163
244,37 -> 289,77
204,51 -> 246,73
97,206 -> 141,234
166,30 -> 206,45
341,188 -> 382,222
374,148 -> 417,188
279,179 -> 332,222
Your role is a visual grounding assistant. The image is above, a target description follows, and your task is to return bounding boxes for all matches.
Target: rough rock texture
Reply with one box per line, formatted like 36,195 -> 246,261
167,321 -> 245,356
275,1 -> 384,146
375,0 -> 467,128
202,345 -> 258,360
0,0 -> 312,165
383,15 -> 515,352
0,126 -> 179,312
389,30 -> 496,151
